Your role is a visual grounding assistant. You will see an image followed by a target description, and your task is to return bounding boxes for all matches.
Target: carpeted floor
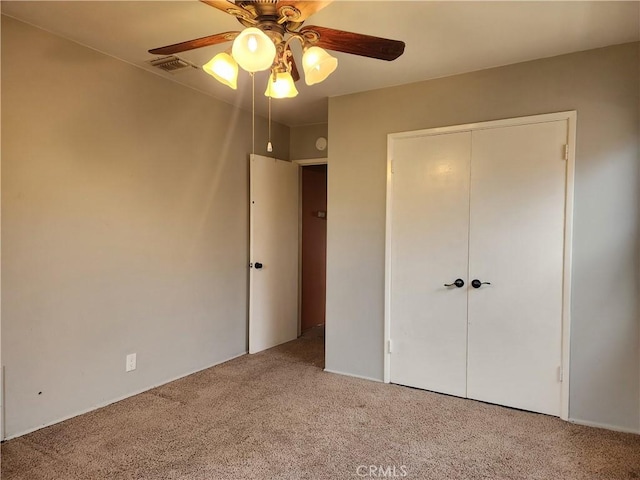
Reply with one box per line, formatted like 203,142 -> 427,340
2,326 -> 640,480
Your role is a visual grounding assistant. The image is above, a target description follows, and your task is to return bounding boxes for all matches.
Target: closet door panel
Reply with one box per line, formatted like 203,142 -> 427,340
467,121 -> 567,416
389,132 -> 471,397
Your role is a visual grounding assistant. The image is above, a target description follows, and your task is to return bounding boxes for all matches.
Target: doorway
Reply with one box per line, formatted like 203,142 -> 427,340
248,155 -> 327,366
300,163 -> 327,334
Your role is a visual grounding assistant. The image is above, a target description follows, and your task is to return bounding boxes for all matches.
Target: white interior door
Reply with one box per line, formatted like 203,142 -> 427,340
249,154 -> 299,354
389,132 -> 471,397
467,121 -> 567,416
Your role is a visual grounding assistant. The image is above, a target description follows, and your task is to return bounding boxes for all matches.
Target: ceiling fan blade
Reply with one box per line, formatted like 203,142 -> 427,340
300,25 -> 405,61
200,0 -> 255,20
148,32 -> 239,55
276,1 -> 333,22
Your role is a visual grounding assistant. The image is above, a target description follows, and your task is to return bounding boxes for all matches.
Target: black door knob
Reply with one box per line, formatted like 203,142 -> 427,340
444,278 -> 465,288
254,262 -> 263,269
471,279 -> 491,288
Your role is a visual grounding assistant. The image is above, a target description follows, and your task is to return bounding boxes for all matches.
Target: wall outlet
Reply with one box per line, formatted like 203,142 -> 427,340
126,353 -> 136,372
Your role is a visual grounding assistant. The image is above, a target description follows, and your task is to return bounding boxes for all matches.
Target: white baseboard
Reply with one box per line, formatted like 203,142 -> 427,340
569,418 -> 640,435
323,368 -> 382,383
4,351 -> 248,441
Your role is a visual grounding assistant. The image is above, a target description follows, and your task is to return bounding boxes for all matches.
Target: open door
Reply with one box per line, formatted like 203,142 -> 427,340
249,154 -> 300,354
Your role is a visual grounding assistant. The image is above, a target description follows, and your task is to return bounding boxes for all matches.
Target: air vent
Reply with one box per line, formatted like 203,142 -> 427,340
147,56 -> 197,74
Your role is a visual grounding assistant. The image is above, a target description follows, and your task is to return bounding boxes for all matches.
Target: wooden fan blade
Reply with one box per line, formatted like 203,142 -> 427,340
300,25 -> 405,61
276,1 -> 333,22
200,0 -> 255,20
149,32 -> 239,55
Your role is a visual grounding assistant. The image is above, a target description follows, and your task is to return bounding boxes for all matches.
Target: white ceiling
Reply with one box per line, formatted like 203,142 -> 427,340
2,1 -> 639,126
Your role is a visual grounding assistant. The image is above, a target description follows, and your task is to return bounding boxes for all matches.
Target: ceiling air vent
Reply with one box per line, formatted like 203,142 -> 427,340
147,56 -> 196,74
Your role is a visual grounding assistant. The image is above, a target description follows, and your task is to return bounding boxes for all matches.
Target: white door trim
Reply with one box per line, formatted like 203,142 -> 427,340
562,113 -> 577,421
388,111 -> 577,139
294,158 -> 328,166
384,111 -> 576,421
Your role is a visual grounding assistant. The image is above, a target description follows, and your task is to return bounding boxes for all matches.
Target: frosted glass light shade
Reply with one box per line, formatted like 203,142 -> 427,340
232,27 -> 276,73
264,71 -> 298,98
203,52 -> 238,89
302,46 -> 338,86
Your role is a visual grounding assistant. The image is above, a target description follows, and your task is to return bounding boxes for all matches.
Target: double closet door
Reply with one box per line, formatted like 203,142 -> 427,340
388,117 -> 570,417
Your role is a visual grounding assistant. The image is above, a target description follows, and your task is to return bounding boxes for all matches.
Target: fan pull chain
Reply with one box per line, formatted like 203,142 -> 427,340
251,72 -> 255,155
267,96 -> 273,153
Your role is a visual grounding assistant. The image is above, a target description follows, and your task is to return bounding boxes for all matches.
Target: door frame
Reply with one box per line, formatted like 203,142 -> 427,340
384,111 -> 576,421
294,158 -> 328,336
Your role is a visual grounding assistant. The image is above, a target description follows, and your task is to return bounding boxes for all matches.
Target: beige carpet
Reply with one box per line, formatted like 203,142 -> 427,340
2,327 -> 639,480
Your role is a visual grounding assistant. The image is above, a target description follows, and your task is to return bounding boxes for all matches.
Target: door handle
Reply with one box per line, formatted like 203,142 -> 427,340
444,278 -> 465,288
254,262 -> 263,270
471,279 -> 491,289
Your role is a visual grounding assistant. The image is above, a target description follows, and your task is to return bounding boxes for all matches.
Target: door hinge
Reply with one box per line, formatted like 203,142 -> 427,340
557,366 -> 563,382
563,144 -> 569,161
390,160 -> 395,174
388,339 -> 393,354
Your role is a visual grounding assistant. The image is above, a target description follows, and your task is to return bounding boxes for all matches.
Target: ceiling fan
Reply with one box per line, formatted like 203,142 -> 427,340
148,0 -> 405,98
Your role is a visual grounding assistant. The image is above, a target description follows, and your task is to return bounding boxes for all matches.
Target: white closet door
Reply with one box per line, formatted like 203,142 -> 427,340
467,121 -> 567,416
389,132 -> 471,397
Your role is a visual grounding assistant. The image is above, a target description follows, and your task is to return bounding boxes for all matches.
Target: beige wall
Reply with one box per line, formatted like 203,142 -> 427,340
326,42 -> 640,432
290,124 -> 328,160
1,16 -> 289,438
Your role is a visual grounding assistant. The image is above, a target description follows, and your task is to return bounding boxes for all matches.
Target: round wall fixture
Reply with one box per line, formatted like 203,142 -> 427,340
315,136 -> 328,151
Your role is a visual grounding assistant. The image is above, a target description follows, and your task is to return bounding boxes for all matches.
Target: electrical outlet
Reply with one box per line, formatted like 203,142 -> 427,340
126,353 -> 136,372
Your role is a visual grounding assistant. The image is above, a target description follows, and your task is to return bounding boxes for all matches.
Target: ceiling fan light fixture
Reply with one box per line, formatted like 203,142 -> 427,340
264,71 -> 299,98
302,46 -> 338,85
231,27 -> 276,73
150,2 -> 406,106
203,52 -> 238,89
